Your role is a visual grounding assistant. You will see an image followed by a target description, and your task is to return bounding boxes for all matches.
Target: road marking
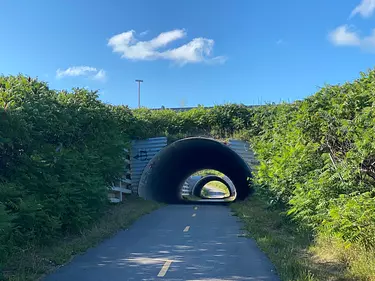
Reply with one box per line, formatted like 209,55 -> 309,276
194,206 -> 198,210
192,213 -> 196,217
157,260 -> 172,277
183,226 -> 190,232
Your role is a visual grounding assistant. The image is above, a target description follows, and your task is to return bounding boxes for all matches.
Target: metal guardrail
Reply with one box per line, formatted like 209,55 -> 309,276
181,182 -> 190,196
108,148 -> 132,203
227,139 -> 258,168
149,104 -> 261,113
181,175 -> 202,196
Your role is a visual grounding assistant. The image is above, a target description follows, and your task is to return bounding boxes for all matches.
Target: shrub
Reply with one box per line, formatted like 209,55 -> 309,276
252,69 -> 375,247
0,75 -> 131,264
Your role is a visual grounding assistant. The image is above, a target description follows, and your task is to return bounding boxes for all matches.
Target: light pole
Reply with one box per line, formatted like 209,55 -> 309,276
135,79 -> 143,108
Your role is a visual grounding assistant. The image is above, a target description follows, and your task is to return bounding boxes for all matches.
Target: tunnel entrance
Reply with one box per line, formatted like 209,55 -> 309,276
138,137 -> 252,203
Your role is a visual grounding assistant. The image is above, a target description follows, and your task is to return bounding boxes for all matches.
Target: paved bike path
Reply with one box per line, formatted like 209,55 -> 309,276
44,204 -> 280,281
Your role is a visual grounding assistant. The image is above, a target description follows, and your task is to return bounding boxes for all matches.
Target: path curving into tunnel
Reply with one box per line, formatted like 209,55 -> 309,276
192,175 -> 233,198
138,137 -> 252,203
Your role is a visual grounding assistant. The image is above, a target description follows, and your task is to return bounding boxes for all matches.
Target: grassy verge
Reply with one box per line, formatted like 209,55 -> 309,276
2,196 -> 161,281
231,193 -> 375,281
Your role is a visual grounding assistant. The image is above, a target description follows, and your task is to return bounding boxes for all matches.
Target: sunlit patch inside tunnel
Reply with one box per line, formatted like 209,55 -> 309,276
201,181 -> 231,199
137,137 -> 252,203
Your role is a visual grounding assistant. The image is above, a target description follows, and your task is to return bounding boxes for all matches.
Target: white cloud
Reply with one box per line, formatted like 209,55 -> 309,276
328,25 -> 375,52
206,55 -> 228,65
161,38 -> 219,64
328,25 -> 360,46
139,30 -> 149,37
56,66 -> 97,77
107,29 -> 226,65
350,0 -> 375,18
93,69 -> 107,81
56,66 -> 106,81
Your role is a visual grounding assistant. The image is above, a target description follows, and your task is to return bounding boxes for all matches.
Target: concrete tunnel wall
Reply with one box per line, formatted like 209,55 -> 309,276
192,175 -> 233,198
138,137 -> 252,203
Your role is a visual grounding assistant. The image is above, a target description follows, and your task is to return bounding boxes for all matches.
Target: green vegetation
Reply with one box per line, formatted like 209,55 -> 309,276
200,187 -> 210,198
193,169 -> 224,177
232,194 -> 344,281
230,69 -> 375,280
232,192 -> 375,281
249,71 -> 375,258
0,76 -> 156,280
0,76 -> 135,272
2,68 -> 375,280
2,196 -> 160,281
132,103 -> 254,140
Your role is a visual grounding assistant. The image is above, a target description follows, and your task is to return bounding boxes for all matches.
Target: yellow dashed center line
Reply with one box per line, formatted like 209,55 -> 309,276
192,213 -> 196,217
157,260 -> 172,277
183,226 -> 190,232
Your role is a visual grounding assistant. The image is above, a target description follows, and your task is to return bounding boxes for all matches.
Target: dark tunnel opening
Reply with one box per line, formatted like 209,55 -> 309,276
138,137 -> 252,203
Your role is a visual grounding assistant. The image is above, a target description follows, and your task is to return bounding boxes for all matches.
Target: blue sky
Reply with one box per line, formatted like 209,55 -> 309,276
1,0 -> 375,108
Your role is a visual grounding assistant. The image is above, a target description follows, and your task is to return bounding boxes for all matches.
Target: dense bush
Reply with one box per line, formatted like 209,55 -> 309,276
132,103 -> 253,140
0,76 -> 133,263
252,70 -> 375,248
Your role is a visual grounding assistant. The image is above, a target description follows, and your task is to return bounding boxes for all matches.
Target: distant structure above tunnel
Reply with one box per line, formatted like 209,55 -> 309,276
149,104 -> 260,112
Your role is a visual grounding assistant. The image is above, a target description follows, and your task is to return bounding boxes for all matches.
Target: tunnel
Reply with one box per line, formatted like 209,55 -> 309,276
138,137 -> 252,203
192,175 -> 233,198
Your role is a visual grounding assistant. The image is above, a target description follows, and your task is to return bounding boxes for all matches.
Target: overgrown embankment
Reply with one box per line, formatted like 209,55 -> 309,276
232,70 -> 375,280
232,191 -> 375,281
1,76 -> 135,270
0,76 -> 161,280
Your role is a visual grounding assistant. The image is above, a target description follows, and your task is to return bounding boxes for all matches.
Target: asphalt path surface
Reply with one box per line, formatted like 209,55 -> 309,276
44,204 -> 280,281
